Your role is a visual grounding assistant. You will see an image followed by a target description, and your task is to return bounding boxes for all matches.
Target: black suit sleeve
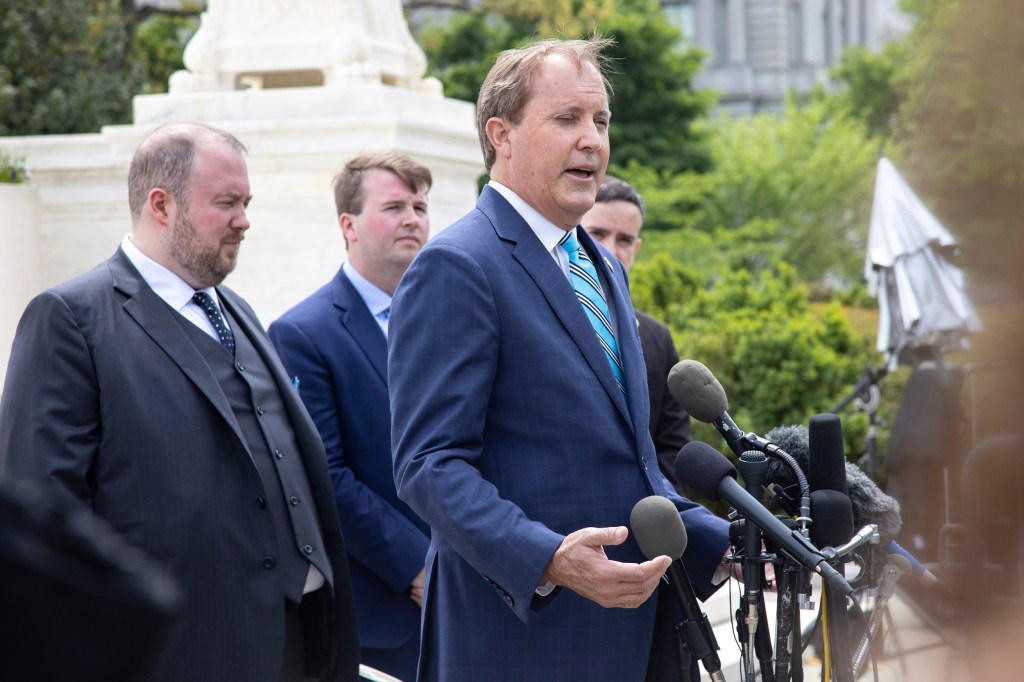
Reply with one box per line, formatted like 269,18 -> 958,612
0,290 -> 100,508
636,311 -> 691,495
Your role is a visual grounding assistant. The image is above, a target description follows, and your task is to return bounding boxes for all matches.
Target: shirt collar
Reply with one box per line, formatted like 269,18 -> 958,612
343,260 -> 392,318
120,234 -> 220,312
488,180 -> 575,255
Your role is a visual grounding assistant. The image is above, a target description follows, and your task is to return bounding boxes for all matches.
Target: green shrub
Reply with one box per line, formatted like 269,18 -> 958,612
632,259 -> 877,458
0,149 -> 28,183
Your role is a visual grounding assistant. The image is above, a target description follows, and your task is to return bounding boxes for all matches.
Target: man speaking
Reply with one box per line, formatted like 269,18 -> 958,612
389,37 -> 730,681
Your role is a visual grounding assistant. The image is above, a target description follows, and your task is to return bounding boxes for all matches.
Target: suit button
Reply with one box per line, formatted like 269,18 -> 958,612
256,405 -> 265,416
275,449 -> 284,459
262,556 -> 276,569
504,595 -> 515,607
289,496 -> 299,506
236,362 -> 246,371
256,497 -> 266,508
303,545 -> 313,555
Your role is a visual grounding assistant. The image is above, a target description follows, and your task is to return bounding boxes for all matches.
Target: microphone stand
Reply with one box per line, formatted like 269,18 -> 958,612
737,452 -> 775,682
822,573 -> 854,682
665,579 -> 725,682
773,558 -> 806,682
851,554 -> 909,678
818,526 -> 878,682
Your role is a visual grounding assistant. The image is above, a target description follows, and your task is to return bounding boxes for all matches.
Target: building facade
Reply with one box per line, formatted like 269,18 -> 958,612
403,0 -> 910,114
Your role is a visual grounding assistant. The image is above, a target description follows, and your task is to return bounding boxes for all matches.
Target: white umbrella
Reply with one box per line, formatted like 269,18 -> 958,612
865,157 -> 981,368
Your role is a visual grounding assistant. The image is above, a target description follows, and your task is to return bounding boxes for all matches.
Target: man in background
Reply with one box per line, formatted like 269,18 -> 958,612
582,175 -> 692,494
270,152 -> 432,681
0,122 -> 360,682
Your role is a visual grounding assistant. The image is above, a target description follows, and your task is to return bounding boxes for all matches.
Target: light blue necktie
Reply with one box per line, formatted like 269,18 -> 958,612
560,231 -> 625,395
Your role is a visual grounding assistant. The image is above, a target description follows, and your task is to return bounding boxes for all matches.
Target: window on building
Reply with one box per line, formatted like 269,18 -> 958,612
713,0 -> 729,65
789,0 -> 803,67
661,0 -> 696,42
823,0 -> 833,63
842,0 -> 851,48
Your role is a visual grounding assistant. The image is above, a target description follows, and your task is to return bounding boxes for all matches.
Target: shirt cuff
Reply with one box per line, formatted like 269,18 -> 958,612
711,549 -> 734,586
535,580 -> 556,596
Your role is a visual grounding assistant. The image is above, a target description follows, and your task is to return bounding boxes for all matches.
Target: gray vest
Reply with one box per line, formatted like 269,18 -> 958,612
176,308 -> 332,602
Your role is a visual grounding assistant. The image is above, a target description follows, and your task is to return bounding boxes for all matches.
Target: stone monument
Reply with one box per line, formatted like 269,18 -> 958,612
0,0 -> 483,390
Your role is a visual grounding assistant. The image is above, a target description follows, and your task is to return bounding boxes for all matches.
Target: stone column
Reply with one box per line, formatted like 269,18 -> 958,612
0,184 -> 40,390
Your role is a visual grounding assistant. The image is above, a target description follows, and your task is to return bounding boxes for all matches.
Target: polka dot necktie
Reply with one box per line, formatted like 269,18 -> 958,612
193,291 -> 236,355
560,231 -> 625,396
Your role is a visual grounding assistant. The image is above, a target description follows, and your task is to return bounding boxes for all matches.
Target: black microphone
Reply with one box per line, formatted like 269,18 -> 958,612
674,441 -> 854,598
630,496 -> 725,682
764,423 -> 937,586
809,489 -> 855,549
668,360 -> 802,464
809,413 -> 849,495
667,359 -> 746,455
808,413 -> 855,549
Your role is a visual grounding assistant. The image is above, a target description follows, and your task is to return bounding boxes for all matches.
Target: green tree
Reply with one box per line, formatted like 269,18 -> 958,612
132,11 -> 200,95
0,0 -> 200,135
419,0 -> 713,174
0,0 -> 142,134
626,98 -> 878,287
825,41 -> 907,139
632,258 -> 874,444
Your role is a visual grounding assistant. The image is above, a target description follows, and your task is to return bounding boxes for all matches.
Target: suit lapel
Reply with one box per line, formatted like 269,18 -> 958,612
478,188 -> 631,425
110,250 -> 246,444
331,270 -> 388,386
217,288 -> 328,468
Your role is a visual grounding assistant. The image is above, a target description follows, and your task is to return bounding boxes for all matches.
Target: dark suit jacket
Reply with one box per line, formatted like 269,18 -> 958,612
389,187 -> 729,681
637,310 -> 692,494
268,267 -> 429,656
0,248 -> 360,682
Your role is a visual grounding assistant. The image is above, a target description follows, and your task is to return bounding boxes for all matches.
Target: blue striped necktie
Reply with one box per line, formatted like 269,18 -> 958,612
560,231 -> 626,395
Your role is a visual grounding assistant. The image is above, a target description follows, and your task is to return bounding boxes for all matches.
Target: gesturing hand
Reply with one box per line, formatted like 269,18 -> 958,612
410,567 -> 425,607
541,526 -> 671,608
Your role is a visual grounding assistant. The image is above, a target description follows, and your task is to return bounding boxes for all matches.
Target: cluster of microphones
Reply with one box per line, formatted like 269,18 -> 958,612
630,359 -> 939,682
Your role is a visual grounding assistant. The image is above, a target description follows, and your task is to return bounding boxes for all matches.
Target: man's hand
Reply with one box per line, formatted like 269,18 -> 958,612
541,526 -> 671,608
410,567 -> 425,607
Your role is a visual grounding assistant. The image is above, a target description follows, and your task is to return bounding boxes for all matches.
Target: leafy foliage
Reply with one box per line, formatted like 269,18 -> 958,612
419,0 -> 714,173
694,99 -> 878,284
132,11 -> 200,95
631,256 -> 875,453
823,42 -> 907,139
0,0 -> 199,135
0,0 -> 142,134
618,98 -> 878,289
0,149 -> 29,183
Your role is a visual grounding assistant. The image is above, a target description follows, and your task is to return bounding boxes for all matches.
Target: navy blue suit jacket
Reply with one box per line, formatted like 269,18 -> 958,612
269,268 -> 430,655
389,187 -> 729,681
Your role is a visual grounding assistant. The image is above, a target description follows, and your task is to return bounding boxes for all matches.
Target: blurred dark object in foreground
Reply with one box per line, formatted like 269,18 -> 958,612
886,362 -> 968,564
0,476 -> 182,682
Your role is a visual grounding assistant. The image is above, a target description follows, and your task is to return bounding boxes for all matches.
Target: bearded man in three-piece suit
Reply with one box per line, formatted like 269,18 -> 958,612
0,122 -> 360,682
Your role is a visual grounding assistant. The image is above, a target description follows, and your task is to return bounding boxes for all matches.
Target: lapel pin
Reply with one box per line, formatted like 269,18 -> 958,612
603,256 -> 614,272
